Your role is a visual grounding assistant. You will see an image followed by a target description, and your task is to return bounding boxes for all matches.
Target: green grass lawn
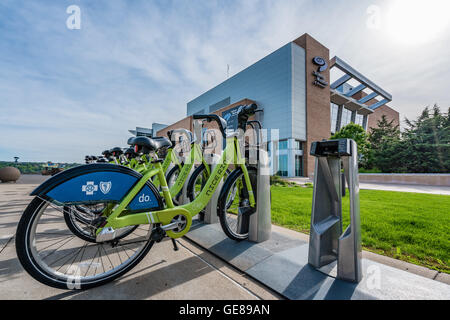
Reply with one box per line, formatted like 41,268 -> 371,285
271,185 -> 450,273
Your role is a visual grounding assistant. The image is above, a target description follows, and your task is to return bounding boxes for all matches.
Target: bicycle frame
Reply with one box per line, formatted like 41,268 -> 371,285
151,147 -> 182,188
134,142 -> 206,194
96,135 -> 255,238
106,138 -> 203,198
165,142 -> 210,197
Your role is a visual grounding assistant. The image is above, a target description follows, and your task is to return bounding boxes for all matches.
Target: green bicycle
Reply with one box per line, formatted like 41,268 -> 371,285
64,131 -> 192,243
15,104 -> 260,290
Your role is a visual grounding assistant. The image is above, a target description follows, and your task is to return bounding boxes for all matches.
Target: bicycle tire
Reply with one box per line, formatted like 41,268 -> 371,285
217,167 -> 257,241
16,196 -> 155,290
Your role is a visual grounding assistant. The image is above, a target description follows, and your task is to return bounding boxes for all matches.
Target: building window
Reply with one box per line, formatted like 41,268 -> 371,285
362,116 -> 367,130
295,155 -> 303,177
330,103 -> 339,133
341,107 -> 352,128
194,109 -> 207,116
294,140 -> 303,150
355,113 -> 364,127
209,97 -> 231,113
277,154 -> 288,177
278,140 -> 288,150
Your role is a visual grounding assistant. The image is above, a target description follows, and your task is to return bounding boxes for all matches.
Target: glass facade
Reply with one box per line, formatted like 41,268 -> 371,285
276,140 -> 288,176
331,103 -> 367,133
278,139 -> 288,150
265,103 -> 366,178
268,139 -> 304,177
330,103 -> 339,133
355,113 -> 364,127
294,140 -> 302,150
341,107 -> 352,127
277,154 -> 288,177
295,155 -> 303,176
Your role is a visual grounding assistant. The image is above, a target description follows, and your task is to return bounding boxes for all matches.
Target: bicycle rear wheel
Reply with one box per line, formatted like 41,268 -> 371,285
63,204 -> 138,243
166,165 -> 182,204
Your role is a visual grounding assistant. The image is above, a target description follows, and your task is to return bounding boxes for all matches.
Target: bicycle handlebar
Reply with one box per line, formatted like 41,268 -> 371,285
237,103 -> 261,130
193,104 -> 262,138
192,114 -> 227,138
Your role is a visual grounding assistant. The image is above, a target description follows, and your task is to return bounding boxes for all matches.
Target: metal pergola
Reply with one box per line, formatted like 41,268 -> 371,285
329,56 -> 393,131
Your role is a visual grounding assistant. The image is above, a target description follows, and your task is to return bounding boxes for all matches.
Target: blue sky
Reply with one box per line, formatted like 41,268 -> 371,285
1,0 -> 449,163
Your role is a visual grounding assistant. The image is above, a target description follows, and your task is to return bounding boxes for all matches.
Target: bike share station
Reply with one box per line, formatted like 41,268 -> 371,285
13,101 -> 449,298
184,124 -> 449,300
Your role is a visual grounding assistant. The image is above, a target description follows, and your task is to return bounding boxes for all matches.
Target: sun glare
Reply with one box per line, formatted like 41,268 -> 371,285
386,0 -> 450,45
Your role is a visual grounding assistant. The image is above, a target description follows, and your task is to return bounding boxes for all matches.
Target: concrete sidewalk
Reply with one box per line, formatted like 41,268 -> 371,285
2,175 -> 447,300
186,222 -> 450,299
358,182 -> 450,195
0,179 -> 281,300
285,177 -> 450,195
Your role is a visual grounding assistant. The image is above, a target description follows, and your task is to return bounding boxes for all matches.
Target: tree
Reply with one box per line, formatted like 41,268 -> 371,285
368,115 -> 400,148
401,104 -> 449,173
367,104 -> 449,173
331,123 -> 370,167
367,115 -> 401,171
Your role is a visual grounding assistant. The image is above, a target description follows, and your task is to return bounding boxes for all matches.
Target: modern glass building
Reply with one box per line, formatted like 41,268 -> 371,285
157,33 -> 399,177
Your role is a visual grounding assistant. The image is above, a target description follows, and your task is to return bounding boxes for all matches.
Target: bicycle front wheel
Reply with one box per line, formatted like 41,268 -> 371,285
218,167 -> 257,241
16,196 -> 154,290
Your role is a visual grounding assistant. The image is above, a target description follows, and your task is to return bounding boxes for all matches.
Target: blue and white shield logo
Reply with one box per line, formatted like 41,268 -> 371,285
99,181 -> 112,194
82,181 -> 98,195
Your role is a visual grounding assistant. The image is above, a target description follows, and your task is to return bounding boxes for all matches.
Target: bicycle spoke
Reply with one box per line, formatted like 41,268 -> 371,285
84,246 -> 100,277
23,191 -> 152,288
39,235 -> 75,255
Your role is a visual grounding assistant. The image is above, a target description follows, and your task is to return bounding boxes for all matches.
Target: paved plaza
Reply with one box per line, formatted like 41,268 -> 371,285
1,175 -> 448,299
0,175 -> 280,300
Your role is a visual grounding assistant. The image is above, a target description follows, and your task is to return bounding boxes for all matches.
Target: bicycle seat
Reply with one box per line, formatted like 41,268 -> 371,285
127,137 -> 135,145
124,147 -> 138,158
128,136 -> 172,153
110,147 -> 123,156
102,150 -> 112,157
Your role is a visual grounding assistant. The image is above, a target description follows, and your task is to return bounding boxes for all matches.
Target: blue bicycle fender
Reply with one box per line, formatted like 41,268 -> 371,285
31,163 -> 163,211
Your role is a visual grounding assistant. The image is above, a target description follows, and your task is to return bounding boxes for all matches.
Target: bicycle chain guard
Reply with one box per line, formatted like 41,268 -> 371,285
159,208 -> 192,239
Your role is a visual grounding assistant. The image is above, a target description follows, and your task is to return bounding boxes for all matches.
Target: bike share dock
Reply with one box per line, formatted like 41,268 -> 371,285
185,139 -> 450,300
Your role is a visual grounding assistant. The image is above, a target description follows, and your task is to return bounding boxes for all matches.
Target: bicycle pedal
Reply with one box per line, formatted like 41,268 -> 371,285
150,226 -> 165,242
